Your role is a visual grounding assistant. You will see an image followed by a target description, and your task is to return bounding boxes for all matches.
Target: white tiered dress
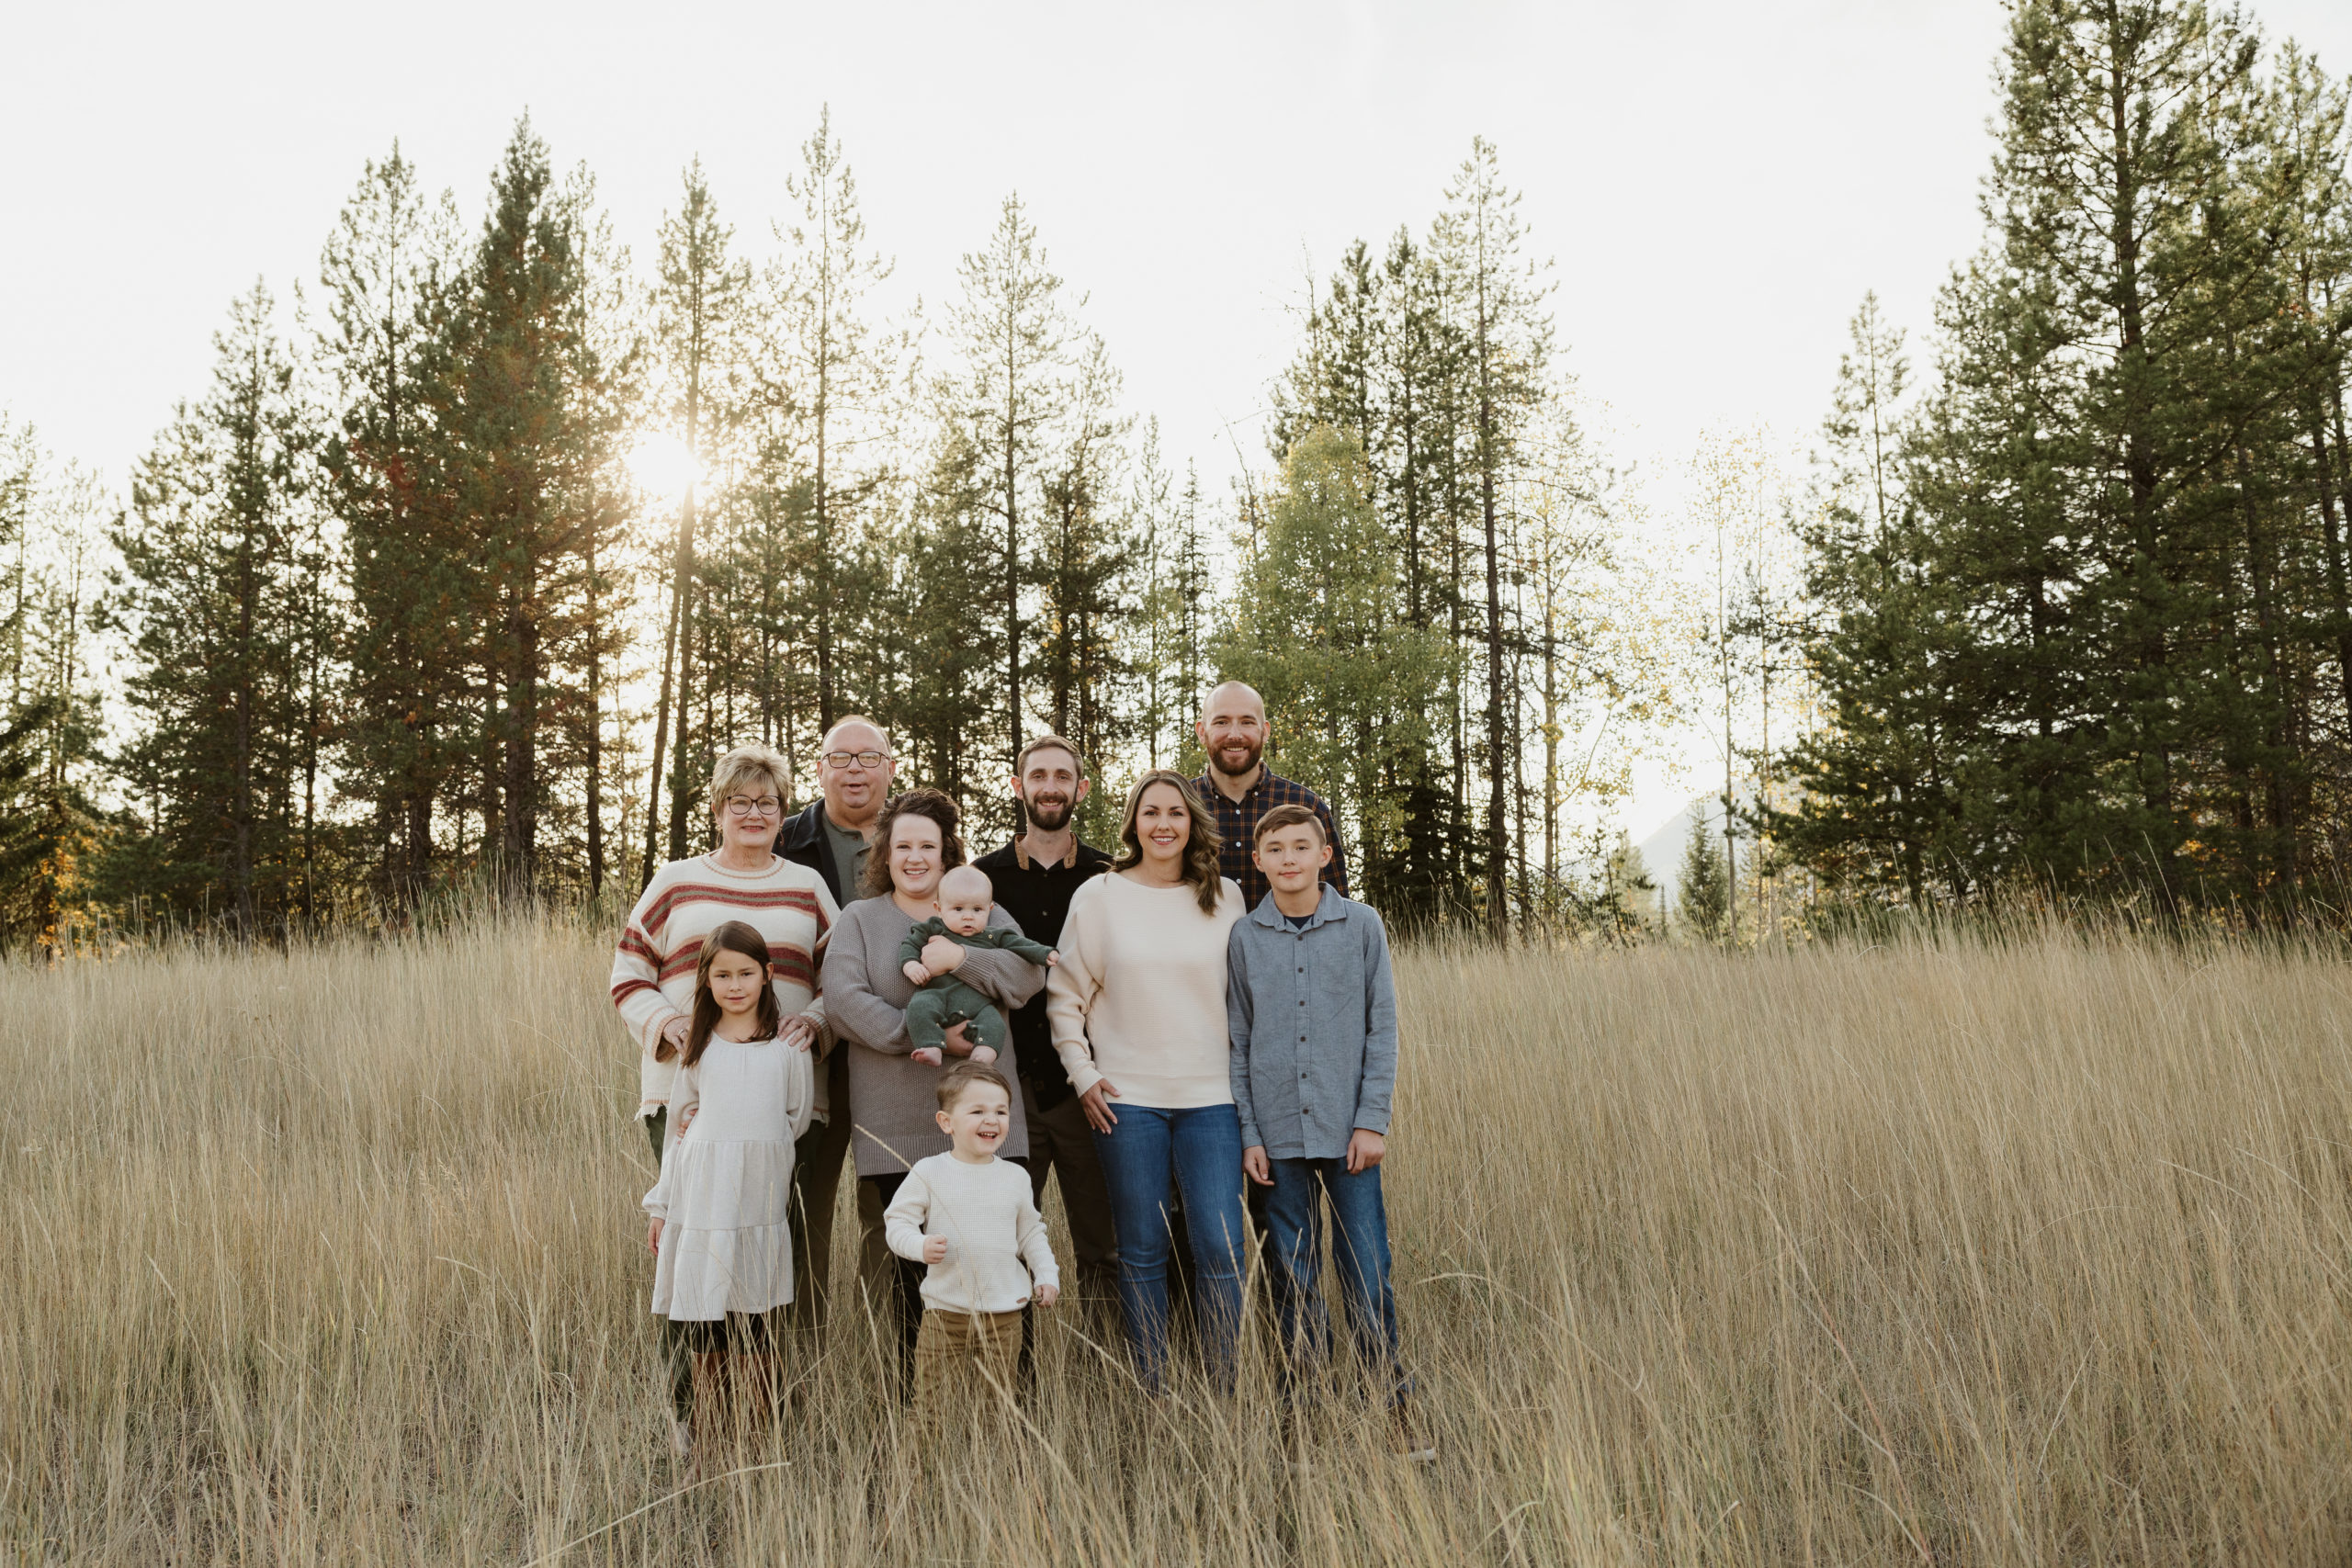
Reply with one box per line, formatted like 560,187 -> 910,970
642,1035 -> 816,1321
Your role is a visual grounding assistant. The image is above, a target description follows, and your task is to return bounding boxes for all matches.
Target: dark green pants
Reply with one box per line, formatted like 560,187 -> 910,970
905,981 -> 1009,1055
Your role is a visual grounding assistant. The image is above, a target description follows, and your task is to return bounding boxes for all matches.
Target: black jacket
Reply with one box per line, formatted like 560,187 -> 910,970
776,800 -> 851,908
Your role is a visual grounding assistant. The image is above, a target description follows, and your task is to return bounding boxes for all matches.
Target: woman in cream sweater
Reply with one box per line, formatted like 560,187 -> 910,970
1046,769 -> 1247,1393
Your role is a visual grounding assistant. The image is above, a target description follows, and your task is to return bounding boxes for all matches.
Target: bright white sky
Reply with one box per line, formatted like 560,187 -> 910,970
7,0 -> 2350,842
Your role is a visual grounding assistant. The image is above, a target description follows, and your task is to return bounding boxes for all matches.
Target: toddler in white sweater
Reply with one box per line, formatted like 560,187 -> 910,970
884,1063 -> 1060,1420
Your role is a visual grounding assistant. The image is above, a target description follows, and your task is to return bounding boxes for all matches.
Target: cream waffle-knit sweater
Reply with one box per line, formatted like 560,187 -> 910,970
1046,871 -> 1244,1109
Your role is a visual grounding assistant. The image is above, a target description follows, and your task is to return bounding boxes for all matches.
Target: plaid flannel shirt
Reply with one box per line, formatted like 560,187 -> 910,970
1190,769 -> 1351,909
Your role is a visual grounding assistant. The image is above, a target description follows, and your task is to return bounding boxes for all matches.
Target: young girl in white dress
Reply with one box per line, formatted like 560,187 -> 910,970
643,920 -> 816,1468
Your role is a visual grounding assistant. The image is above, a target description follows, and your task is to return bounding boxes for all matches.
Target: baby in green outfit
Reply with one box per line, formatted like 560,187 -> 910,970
901,864 -> 1058,1067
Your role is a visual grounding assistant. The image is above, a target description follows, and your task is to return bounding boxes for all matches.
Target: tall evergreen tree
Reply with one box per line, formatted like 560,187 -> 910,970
1218,425 -> 1445,886
444,120 -> 599,901
1437,138 -> 1552,931
763,107 -> 899,739
644,160 -> 751,879
318,143 -> 466,914
944,194 -> 1077,759
106,282 -> 321,937
1677,809 -> 1730,943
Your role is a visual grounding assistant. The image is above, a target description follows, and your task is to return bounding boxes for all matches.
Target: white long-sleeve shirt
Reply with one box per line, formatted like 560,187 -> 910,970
883,1153 -> 1060,1314
1046,872 -> 1245,1108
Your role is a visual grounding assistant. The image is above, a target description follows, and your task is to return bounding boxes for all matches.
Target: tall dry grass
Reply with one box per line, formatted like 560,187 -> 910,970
5,919 -> 2351,1563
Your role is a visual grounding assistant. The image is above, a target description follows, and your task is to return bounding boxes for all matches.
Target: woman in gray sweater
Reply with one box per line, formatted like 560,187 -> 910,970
820,787 -> 1046,1397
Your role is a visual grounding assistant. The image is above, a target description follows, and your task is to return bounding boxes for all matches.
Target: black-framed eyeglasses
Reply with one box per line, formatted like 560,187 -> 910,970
723,795 -> 782,818
821,750 -> 889,770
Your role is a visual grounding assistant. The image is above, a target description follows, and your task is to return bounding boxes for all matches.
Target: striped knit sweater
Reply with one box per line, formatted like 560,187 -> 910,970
611,853 -> 840,1122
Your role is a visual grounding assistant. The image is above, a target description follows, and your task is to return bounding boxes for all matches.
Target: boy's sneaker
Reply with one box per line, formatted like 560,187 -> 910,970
1387,1399 -> 1437,1465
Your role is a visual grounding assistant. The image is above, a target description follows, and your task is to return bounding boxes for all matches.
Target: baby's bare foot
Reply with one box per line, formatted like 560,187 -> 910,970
970,1045 -> 998,1066
910,1047 -> 944,1066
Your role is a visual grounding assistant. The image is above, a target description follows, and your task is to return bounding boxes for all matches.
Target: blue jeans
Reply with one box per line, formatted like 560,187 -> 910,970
1264,1156 -> 1408,1406
1091,1102 -> 1247,1393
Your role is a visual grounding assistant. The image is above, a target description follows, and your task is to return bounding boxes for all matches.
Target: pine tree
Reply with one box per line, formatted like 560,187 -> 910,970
317,143 -> 466,914
1771,297 -> 1971,901
1217,425 -> 1445,887
555,163 -> 644,902
645,160 -> 751,880
762,107 -> 899,739
443,120 -> 597,902
1032,332 -> 1134,783
106,281 -> 321,937
1677,808 -> 1730,943
944,194 -> 1078,762
1437,138 -> 1552,932
0,433 -> 107,956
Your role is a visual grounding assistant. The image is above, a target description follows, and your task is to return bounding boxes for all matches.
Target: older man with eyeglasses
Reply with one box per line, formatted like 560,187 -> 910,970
773,716 -> 898,1348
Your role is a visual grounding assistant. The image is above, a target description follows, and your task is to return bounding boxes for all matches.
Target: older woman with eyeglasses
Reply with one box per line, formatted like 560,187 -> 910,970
611,742 -> 839,1454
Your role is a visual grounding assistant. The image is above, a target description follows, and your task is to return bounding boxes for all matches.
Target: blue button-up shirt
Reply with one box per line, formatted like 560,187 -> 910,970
1226,886 -> 1398,1160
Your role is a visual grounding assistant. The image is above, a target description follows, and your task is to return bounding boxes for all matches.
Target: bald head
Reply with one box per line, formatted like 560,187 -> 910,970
817,716 -> 897,830
1198,681 -> 1271,784
1204,681 -> 1266,723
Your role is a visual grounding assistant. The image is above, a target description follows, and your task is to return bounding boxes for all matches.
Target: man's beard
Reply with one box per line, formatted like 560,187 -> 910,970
1023,793 -> 1075,832
1210,739 -> 1263,778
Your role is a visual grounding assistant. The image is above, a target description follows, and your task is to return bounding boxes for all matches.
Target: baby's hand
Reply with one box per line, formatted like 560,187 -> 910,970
910,1047 -> 943,1067
922,1235 -> 948,1265
1046,951 -> 1059,966
1034,1281 -> 1059,1308
902,958 -> 933,987
969,1044 -> 998,1066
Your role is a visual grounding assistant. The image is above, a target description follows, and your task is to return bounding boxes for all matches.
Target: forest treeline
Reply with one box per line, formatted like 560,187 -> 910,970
1775,3 -> 2352,919
5,0 -> 2350,955
0,111 -> 1674,952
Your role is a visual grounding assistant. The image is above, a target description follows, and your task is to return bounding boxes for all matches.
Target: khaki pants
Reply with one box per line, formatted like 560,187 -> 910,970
912,1308 -> 1025,1427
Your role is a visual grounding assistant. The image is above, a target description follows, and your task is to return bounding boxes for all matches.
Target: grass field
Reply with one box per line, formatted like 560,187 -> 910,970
6,918 -> 2352,1563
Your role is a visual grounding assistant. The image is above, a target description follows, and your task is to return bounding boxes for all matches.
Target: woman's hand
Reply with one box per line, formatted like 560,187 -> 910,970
647,1217 -> 664,1254
921,934 -> 965,974
1080,1078 -> 1122,1134
779,1013 -> 817,1052
940,1021 -> 976,1058
656,1014 -> 691,1063
922,1235 -> 948,1265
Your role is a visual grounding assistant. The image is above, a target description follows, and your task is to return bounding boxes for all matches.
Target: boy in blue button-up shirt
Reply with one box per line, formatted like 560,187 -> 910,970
1227,803 -> 1431,1461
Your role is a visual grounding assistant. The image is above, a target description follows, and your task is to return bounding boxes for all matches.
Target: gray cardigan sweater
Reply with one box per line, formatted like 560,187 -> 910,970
823,894 -> 1046,1178
1225,885 -> 1399,1160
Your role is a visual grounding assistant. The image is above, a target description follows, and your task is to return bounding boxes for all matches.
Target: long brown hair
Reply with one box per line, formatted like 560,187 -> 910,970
861,788 -> 967,898
684,921 -> 783,1067
1113,770 -> 1225,915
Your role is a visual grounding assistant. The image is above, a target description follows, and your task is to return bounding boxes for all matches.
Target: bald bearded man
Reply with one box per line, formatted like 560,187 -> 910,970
1191,681 -> 1350,907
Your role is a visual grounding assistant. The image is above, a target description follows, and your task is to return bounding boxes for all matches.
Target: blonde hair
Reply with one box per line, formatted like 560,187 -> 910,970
708,744 -> 792,819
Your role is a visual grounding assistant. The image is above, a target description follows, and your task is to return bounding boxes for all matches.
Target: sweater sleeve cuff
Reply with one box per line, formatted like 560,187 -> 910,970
1060,1049 -> 1103,1100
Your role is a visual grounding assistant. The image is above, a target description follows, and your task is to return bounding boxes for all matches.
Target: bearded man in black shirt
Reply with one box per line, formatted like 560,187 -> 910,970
972,734 -> 1118,1317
